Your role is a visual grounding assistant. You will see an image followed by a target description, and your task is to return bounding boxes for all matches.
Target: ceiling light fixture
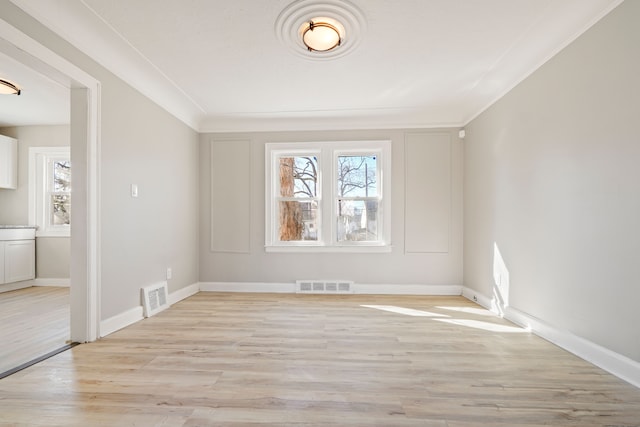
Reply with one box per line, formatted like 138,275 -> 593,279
302,19 -> 342,52
275,0 -> 366,61
0,78 -> 21,95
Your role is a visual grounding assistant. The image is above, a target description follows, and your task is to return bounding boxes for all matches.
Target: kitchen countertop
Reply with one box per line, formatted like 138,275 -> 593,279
0,225 -> 38,229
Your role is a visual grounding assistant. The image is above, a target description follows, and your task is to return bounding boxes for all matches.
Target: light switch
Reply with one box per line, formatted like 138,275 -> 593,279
131,184 -> 138,198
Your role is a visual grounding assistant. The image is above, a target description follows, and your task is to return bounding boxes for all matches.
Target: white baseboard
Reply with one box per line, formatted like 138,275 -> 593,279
462,286 -> 497,313
462,287 -> 640,389
32,278 -> 71,287
200,282 -> 296,293
100,282 -> 200,338
169,282 -> 200,305
100,306 -> 144,337
200,281 -> 462,295
0,281 -> 33,293
505,306 -> 640,389
355,283 -> 462,295
0,278 -> 70,293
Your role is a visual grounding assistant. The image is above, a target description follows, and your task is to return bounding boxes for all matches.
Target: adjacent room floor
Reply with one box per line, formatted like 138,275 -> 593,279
0,286 -> 70,376
0,292 -> 639,426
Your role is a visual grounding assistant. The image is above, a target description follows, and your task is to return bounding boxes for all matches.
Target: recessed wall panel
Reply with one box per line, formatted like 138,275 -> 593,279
404,133 -> 451,253
210,140 -> 251,253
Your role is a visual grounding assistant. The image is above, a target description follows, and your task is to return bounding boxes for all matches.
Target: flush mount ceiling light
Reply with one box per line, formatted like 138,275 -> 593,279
301,18 -> 343,52
0,78 -> 21,95
275,0 -> 366,60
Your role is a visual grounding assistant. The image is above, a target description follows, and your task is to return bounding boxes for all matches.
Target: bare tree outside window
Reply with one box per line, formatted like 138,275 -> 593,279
278,156 -> 318,241
52,160 -> 71,225
337,156 -> 377,198
337,155 -> 378,241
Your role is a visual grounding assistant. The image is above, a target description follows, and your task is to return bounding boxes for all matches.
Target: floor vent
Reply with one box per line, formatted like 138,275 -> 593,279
296,280 -> 354,294
141,282 -> 170,317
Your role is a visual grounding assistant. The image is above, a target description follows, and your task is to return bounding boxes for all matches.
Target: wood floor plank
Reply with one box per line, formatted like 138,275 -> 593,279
0,292 -> 639,426
0,286 -> 70,374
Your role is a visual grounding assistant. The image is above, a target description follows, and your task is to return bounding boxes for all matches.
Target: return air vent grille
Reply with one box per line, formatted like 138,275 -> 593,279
296,280 -> 354,294
141,281 -> 170,317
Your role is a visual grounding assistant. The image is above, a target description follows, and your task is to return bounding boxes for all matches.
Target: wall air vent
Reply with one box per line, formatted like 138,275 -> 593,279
296,280 -> 354,294
141,281 -> 170,317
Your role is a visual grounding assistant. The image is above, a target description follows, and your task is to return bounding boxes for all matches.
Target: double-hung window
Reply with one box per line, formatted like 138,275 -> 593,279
29,147 -> 71,237
266,140 -> 391,252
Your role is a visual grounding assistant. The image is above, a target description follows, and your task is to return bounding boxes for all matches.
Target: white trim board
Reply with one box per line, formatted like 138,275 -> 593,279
0,281 -> 32,294
461,286 -> 495,313
0,279 -> 71,293
168,282 -> 200,305
462,287 -> 640,389
100,306 -> 143,337
356,283 -> 461,295
32,278 -> 71,287
99,282 -> 201,338
505,306 -> 640,389
200,282 -> 462,295
200,282 -> 296,294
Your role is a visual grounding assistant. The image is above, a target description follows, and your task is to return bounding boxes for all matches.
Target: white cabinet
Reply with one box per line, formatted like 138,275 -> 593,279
0,228 -> 36,285
3,240 -> 36,283
0,135 -> 18,189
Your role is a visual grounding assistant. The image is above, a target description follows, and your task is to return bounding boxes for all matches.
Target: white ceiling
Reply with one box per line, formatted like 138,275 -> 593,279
0,50 -> 69,127
2,0 -> 622,132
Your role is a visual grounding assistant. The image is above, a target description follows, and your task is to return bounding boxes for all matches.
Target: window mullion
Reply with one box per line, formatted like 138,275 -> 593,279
321,147 -> 334,246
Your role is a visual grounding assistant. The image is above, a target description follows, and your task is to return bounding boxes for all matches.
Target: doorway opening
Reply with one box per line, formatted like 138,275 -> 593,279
0,16 -> 101,366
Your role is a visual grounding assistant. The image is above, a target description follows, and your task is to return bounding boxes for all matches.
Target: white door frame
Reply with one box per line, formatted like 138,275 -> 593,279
0,18 -> 101,342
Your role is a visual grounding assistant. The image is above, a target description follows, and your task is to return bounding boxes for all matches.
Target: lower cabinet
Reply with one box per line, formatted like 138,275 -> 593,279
0,240 -> 36,284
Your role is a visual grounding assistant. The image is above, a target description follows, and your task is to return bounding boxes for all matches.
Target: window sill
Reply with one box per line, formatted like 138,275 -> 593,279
265,244 -> 393,254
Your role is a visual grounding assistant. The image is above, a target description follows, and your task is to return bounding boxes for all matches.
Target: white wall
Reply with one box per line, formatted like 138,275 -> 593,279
200,129 -> 463,289
0,1 -> 200,321
0,125 -> 70,279
464,0 -> 639,362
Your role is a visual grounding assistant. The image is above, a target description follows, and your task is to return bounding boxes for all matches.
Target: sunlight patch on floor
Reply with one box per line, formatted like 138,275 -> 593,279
433,318 -> 527,333
361,305 -> 449,317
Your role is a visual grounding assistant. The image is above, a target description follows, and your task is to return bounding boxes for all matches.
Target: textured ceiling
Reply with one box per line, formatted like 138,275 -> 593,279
2,0 -> 623,131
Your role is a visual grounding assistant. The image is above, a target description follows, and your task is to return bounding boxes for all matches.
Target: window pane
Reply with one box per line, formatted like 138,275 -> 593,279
337,200 -> 378,241
53,160 -> 71,192
52,194 -> 71,225
337,155 -> 377,197
278,200 -> 318,241
279,156 -> 318,198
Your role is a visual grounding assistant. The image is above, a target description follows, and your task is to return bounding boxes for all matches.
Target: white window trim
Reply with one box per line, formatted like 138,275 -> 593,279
265,140 -> 391,253
29,146 -> 71,238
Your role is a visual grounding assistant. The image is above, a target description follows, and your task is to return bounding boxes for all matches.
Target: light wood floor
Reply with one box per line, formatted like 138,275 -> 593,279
0,292 -> 639,426
0,286 -> 70,375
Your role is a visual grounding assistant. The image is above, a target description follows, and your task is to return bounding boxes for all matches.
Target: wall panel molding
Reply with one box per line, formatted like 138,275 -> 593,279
210,139 -> 251,253
404,132 -> 451,253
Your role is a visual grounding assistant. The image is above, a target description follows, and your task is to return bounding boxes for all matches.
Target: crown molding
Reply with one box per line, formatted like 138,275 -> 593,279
9,0 -> 624,134
462,0 -> 624,126
9,0 -> 205,131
